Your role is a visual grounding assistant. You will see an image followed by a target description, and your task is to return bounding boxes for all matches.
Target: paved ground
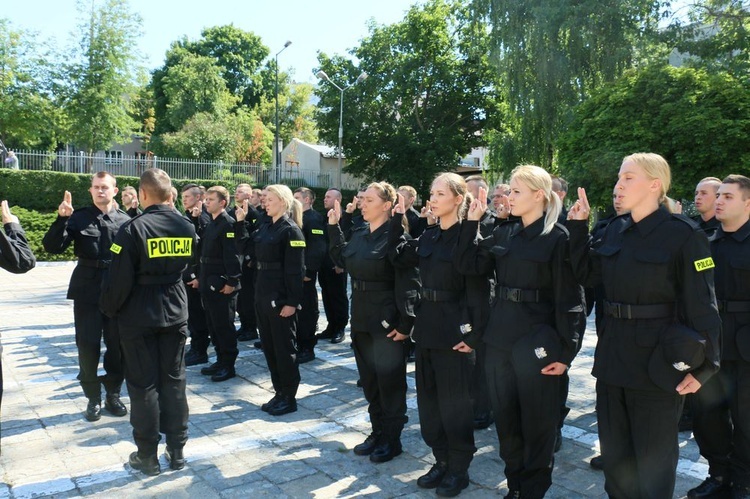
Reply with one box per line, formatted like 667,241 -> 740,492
0,263 -> 709,498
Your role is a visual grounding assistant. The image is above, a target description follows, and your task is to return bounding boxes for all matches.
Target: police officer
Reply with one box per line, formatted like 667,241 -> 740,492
121,186 -> 141,218
100,168 -> 195,476
328,182 -> 418,463
693,177 -> 722,237
43,172 -> 130,422
229,183 -> 259,342
690,175 -> 750,499
293,187 -> 327,363
567,153 -> 721,498
397,185 -> 427,238
236,184 -> 305,416
390,173 -> 481,496
456,165 -> 584,499
317,188 -> 350,344
198,186 -> 242,382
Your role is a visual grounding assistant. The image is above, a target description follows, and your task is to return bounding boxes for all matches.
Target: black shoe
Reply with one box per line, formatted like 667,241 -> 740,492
297,349 -> 315,364
688,476 -> 730,498
165,446 -> 185,470
129,451 -> 160,476
369,441 -> 402,463
268,395 -> 297,416
473,413 -> 494,430
732,485 -> 750,499
261,394 -> 281,412
211,367 -> 236,382
201,362 -> 221,376
104,394 -> 127,417
253,340 -> 263,350
85,399 -> 101,422
185,350 -> 208,366
353,432 -> 381,456
554,428 -> 562,452
331,329 -> 345,344
316,329 -> 336,340
436,472 -> 470,497
237,329 -> 258,341
417,462 -> 447,489
504,491 -> 521,499
590,455 -> 604,471
356,379 -> 363,387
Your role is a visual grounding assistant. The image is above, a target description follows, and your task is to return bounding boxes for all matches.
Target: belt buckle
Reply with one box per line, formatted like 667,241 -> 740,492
506,288 -> 521,302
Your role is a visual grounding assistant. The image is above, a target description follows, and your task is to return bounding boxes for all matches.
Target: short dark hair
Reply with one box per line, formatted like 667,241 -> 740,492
207,185 -> 229,206
93,171 -> 116,186
723,174 -> 750,200
294,187 -> 315,203
140,168 -> 172,202
181,183 -> 198,193
551,176 -> 568,193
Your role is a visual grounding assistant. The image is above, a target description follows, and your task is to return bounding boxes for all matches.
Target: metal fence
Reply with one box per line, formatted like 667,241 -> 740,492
12,149 -> 334,188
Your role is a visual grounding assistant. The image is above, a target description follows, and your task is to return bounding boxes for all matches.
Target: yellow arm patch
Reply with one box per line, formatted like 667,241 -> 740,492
226,232 -> 235,238
694,257 -> 715,272
110,243 -> 122,255
290,240 -> 306,248
311,229 -> 324,235
146,237 -> 193,258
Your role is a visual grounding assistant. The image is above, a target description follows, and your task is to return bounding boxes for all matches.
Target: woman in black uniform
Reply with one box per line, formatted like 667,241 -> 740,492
567,153 -> 721,498
327,182 -> 419,463
455,165 -> 584,499
389,172 -> 481,497
235,184 -> 306,416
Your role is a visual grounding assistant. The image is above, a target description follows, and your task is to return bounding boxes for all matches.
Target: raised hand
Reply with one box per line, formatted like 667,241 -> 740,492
568,187 -> 591,221
191,200 -> 203,219
235,199 -> 248,222
467,191 -> 487,221
328,199 -> 342,225
345,195 -> 357,214
1,200 -> 19,224
393,193 -> 406,215
129,196 -> 139,210
58,190 -> 73,217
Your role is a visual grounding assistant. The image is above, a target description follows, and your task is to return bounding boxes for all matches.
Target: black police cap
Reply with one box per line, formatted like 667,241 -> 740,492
648,324 -> 706,393
511,324 -> 562,378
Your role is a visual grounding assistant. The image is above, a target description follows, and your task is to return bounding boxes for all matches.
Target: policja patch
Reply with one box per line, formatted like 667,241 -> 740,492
694,257 -> 715,272
146,237 -> 192,258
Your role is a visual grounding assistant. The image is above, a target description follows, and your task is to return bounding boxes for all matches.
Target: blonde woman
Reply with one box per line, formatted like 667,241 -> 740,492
235,184 -> 305,416
455,165 -> 584,499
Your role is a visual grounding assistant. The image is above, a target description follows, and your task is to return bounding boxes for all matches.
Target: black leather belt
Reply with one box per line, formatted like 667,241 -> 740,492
497,286 -> 541,303
422,288 -> 461,302
351,279 -> 393,292
77,258 -> 110,269
136,273 -> 182,285
717,300 -> 750,313
199,257 -> 223,265
256,261 -> 282,270
603,301 -> 674,320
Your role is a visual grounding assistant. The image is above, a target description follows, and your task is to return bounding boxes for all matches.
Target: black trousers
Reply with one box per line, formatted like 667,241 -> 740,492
486,344 -> 559,499
317,264 -> 348,331
237,261 -> 257,333
73,301 -> 124,400
201,291 -> 238,368
119,322 -> 189,456
416,346 -> 476,474
596,381 -> 682,499
297,277 -> 319,352
351,329 -> 408,442
470,342 -> 492,419
693,360 -> 750,487
256,299 -> 300,398
186,285 -> 210,355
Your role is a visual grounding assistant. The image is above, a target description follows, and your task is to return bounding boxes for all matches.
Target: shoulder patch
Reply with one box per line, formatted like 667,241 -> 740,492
110,243 -> 122,254
311,229 -> 324,235
226,232 -> 235,238
146,237 -> 192,258
694,257 -> 715,272
290,240 -> 306,248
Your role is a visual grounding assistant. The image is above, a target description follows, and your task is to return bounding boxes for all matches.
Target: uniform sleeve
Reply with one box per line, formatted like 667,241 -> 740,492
340,211 -> 354,240
565,220 -> 603,288
304,214 -> 327,277
99,225 -> 136,318
387,213 -> 420,269
453,220 -> 494,276
283,225 -> 306,308
221,222 -> 242,288
394,266 -> 420,335
0,222 -> 36,274
42,215 -> 75,254
234,220 -> 255,257
327,223 -> 347,269
678,230 -> 721,385
552,234 -> 585,365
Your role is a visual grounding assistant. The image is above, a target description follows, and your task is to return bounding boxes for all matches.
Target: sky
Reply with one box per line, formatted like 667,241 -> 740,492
5,0 -> 420,83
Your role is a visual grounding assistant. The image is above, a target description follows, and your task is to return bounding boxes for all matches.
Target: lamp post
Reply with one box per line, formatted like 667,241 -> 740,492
316,70 -> 367,188
275,40 -> 292,183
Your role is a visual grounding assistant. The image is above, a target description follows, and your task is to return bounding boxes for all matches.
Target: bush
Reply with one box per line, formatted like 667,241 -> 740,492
11,206 -> 75,262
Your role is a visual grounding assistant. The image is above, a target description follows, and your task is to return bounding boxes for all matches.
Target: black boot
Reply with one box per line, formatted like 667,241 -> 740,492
267,395 -> 297,416
417,462 -> 447,489
104,393 -> 127,417
353,432 -> 381,456
369,440 -> 402,463
85,399 -> 101,422
688,476 -> 730,499
261,393 -> 281,412
165,446 -> 185,470
129,451 -> 160,476
436,472 -> 470,497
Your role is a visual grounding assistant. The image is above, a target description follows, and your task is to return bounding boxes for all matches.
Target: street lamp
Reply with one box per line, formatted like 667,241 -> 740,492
275,40 -> 292,182
316,70 -> 368,188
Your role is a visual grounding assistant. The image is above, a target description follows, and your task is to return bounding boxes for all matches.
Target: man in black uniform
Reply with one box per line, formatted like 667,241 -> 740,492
229,183 -> 259,342
100,168 -> 196,476
181,184 -> 212,366
317,188 -> 350,344
693,177 -> 722,237
198,186 -> 242,382
121,186 -> 141,218
293,188 -> 327,363
43,172 -> 130,422
690,175 -> 750,499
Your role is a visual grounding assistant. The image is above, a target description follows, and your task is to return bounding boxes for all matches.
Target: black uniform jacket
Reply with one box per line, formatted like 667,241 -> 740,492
455,217 -> 584,365
301,209 -> 327,279
341,211 -> 366,240
405,207 -> 426,239
710,219 -> 750,361
0,222 -> 36,274
329,220 -> 418,336
100,204 -> 197,330
43,205 -> 130,304
198,210 -> 242,293
236,214 -> 305,309
389,214 -> 484,349
567,206 -> 721,389
692,214 -> 721,238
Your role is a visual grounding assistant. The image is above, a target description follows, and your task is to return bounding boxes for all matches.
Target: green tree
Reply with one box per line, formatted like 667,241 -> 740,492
64,0 -> 142,155
259,80 -> 318,148
473,0 -> 667,174
557,64 -> 750,208
315,0 -> 500,193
